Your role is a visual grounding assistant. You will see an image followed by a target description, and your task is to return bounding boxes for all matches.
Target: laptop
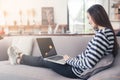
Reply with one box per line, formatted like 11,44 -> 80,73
36,38 -> 66,65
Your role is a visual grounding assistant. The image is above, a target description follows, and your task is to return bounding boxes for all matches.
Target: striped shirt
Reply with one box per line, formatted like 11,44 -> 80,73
66,28 -> 114,77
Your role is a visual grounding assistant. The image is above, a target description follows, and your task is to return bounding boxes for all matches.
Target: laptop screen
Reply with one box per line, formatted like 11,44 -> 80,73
36,38 -> 57,58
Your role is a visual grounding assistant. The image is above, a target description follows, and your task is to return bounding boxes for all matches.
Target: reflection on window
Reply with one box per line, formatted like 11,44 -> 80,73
68,0 -> 102,34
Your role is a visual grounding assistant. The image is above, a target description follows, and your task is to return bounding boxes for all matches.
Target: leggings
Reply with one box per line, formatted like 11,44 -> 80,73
20,55 -> 79,79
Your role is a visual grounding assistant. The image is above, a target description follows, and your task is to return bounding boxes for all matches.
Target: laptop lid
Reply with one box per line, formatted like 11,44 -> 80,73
36,38 -> 57,58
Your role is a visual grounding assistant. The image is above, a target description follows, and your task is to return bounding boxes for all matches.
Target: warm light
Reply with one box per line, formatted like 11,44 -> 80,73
0,11 -> 5,25
0,0 -> 41,25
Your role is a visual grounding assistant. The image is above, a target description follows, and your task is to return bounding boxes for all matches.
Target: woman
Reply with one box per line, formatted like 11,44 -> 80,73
8,4 -> 118,79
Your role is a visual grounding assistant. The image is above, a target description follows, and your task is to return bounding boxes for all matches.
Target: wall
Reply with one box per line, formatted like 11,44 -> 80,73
0,0 -> 67,25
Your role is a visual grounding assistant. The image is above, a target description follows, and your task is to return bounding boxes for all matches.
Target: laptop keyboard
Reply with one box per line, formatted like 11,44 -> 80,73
48,55 -> 63,61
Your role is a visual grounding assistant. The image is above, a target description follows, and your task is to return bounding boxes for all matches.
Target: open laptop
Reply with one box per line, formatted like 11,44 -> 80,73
36,38 -> 66,65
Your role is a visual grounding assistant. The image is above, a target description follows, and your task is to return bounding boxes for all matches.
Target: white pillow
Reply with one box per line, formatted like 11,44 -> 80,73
11,37 -> 33,55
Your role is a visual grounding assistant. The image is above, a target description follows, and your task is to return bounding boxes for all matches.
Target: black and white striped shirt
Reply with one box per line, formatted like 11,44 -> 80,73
66,28 -> 114,77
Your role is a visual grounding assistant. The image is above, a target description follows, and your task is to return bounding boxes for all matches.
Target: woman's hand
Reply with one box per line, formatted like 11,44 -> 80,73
63,55 -> 70,61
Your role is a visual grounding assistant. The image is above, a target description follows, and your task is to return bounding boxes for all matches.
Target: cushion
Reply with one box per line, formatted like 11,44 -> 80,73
80,54 -> 114,80
11,36 -> 33,55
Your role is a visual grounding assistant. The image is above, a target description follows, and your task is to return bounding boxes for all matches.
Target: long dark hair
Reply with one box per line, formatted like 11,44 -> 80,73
87,4 -> 118,57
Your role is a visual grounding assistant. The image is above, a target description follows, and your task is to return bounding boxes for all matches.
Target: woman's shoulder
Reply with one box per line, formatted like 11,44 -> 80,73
98,28 -> 113,35
95,28 -> 113,40
104,28 -> 113,32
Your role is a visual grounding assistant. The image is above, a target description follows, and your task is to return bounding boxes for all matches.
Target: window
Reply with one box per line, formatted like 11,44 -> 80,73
68,0 -> 103,34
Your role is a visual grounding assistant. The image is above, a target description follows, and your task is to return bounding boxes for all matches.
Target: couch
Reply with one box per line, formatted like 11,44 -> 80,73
0,35 -> 120,80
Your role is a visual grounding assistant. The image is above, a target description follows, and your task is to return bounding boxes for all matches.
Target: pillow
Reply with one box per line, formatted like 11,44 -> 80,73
11,37 -> 33,55
79,54 -> 114,80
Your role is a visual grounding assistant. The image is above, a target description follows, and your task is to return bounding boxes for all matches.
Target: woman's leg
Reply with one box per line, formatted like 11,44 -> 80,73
44,61 -> 79,78
20,55 -> 46,67
20,55 -> 79,78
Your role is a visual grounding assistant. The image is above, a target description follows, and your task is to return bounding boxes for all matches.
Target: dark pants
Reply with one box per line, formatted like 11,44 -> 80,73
20,55 -> 79,79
